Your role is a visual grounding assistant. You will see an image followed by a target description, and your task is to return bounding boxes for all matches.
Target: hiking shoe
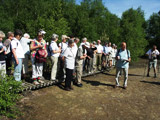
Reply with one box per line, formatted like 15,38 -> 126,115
77,83 -> 83,87
38,80 -> 44,84
154,74 -> 157,78
114,85 -> 120,88
69,86 -> 74,90
33,80 -> 39,85
147,74 -> 150,77
38,76 -> 45,80
123,86 -> 127,89
64,87 -> 71,91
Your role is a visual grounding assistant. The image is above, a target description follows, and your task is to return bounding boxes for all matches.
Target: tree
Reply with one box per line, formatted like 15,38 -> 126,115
146,12 -> 160,49
120,8 -> 148,61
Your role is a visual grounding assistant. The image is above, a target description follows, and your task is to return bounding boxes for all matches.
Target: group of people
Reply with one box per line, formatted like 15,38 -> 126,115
0,29 -> 132,91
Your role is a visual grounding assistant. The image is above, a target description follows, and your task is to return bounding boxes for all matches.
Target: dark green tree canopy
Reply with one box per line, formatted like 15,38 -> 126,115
0,0 -> 159,61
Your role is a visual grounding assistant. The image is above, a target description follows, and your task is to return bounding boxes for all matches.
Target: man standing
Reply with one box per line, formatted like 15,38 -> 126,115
75,43 -> 87,87
4,32 -> 14,75
146,45 -> 159,78
11,29 -> 24,81
96,40 -> 103,71
115,42 -> 131,89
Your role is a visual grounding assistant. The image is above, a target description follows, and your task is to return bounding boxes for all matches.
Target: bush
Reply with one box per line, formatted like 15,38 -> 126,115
0,73 -> 22,118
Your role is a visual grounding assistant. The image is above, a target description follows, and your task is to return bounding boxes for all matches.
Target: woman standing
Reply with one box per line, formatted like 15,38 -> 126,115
49,34 -> 61,81
62,39 -> 76,91
30,30 -> 48,85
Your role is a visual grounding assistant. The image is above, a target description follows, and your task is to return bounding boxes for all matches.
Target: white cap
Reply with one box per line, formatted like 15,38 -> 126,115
24,33 -> 30,38
85,42 -> 90,48
62,35 -> 69,40
38,29 -> 46,36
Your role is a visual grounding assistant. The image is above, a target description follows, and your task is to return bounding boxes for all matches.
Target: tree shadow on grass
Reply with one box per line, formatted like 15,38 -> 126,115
128,74 -> 143,77
101,72 -> 115,76
82,79 -> 115,88
140,80 -> 160,85
102,72 -> 142,77
56,83 -> 65,90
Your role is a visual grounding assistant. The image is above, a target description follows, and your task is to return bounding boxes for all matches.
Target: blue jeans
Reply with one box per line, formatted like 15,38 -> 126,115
13,58 -> 22,81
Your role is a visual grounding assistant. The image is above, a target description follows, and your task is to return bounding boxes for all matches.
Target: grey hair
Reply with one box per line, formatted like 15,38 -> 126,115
52,34 -> 59,41
82,37 -> 87,42
24,33 -> 30,38
0,31 -> 5,38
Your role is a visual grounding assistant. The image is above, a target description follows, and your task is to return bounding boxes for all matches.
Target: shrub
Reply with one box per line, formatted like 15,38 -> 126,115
0,73 -> 22,118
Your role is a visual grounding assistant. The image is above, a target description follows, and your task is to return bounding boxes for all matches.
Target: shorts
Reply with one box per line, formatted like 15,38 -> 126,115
148,59 -> 157,69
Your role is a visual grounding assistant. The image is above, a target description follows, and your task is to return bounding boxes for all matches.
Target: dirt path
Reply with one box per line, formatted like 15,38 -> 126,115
18,60 -> 160,120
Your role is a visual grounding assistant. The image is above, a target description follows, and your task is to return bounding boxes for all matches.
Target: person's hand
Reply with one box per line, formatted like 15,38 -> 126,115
58,49 -> 61,53
38,44 -> 43,49
116,56 -> 120,60
44,54 -> 48,58
84,54 -> 87,57
16,59 -> 19,65
88,56 -> 91,59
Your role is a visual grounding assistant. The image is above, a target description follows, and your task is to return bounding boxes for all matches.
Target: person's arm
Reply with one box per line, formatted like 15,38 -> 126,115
101,46 -> 104,54
126,50 -> 131,62
80,54 -> 87,59
146,50 -> 150,56
52,49 -> 61,54
62,48 -> 68,63
30,41 -> 43,51
0,47 -> 4,53
51,45 -> 61,54
12,48 -> 19,64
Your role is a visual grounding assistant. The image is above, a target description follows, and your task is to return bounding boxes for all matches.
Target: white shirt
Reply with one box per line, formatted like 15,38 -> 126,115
73,43 -> 78,56
20,37 -> 31,54
96,44 -> 103,53
146,49 -> 159,59
111,48 -> 117,57
59,42 -> 68,56
11,38 -> 24,58
49,41 -> 60,57
104,46 -> 112,54
63,47 -> 76,69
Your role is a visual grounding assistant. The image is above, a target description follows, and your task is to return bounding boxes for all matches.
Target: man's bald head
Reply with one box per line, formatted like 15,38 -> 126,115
97,40 -> 101,44
121,42 -> 126,50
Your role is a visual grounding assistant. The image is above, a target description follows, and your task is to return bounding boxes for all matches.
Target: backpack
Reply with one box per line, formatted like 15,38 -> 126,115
35,49 -> 47,63
47,44 -> 52,57
117,49 -> 129,59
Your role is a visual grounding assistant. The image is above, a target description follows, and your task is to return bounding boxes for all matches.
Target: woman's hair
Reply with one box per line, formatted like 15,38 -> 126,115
68,39 -> 74,45
82,37 -> 87,42
7,31 -> 14,38
52,34 -> 59,41
0,31 -> 5,38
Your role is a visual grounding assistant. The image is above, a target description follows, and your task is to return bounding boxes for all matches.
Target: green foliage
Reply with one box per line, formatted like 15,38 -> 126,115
0,0 -> 156,60
120,8 -> 148,61
146,12 -> 160,49
0,74 -> 22,118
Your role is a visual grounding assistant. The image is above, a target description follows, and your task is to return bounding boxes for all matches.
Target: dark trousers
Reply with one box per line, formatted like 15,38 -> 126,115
6,55 -> 12,75
65,68 -> 73,88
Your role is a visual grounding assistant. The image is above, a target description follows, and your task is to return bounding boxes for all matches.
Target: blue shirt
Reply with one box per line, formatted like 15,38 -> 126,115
116,49 -> 131,68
